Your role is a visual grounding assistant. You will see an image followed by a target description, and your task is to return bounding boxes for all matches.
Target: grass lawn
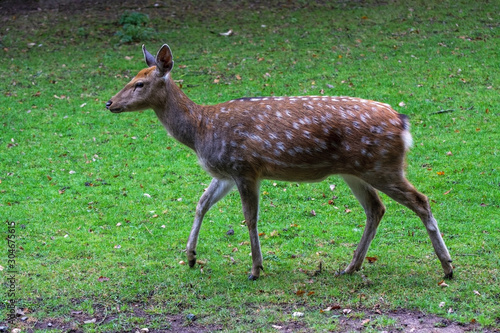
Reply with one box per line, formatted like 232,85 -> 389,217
1,0 -> 499,332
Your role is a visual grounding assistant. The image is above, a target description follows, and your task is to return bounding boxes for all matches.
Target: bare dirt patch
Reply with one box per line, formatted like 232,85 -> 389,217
4,307 -> 495,332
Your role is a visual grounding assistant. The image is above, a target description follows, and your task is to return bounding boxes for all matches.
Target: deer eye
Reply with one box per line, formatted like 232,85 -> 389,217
135,82 -> 144,88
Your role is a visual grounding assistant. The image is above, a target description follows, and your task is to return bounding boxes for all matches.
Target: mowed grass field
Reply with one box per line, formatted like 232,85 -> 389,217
1,0 -> 499,332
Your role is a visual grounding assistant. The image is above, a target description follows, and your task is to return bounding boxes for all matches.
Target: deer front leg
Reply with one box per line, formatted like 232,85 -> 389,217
234,177 -> 263,280
186,178 -> 235,267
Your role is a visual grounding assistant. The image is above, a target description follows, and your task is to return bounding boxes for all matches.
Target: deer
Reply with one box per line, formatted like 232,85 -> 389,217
106,44 -> 454,281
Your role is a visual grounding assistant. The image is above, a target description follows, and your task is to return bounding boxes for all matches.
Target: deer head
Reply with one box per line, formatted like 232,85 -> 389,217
106,44 -> 174,113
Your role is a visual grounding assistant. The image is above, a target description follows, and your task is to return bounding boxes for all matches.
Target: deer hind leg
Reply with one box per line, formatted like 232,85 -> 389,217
186,178 -> 235,267
341,175 -> 386,274
234,177 -> 263,280
367,174 -> 453,279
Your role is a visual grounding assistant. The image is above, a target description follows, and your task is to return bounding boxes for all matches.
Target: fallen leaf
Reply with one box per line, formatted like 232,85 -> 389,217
116,223 -> 122,227
362,319 -> 371,326
84,318 -> 97,324
219,29 -> 233,36
271,325 -> 283,329
296,290 -> 306,296
236,74 -> 242,80
473,290 -> 481,296
307,291 -> 315,296
97,276 -> 109,282
144,193 -> 151,198
179,260 -> 186,265
114,244 -> 121,249
345,208 -> 352,213
444,188 -> 452,195
292,312 -> 304,318
438,280 -> 449,288
439,302 -> 445,307
366,256 -> 378,263
437,171 -> 445,176
322,304 -> 341,312
270,230 -> 279,237
310,210 -> 316,216
329,184 -> 336,191
446,151 -> 453,156
342,308 -> 352,315
399,101 -> 406,107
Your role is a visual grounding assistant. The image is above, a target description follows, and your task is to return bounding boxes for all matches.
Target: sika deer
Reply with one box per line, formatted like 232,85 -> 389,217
106,44 -> 453,280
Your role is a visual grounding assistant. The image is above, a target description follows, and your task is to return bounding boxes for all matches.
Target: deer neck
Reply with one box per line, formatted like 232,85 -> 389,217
153,77 -> 200,150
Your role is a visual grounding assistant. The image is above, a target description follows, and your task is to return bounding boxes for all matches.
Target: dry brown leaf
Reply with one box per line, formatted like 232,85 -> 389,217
366,256 -> 378,263
296,290 -> 306,296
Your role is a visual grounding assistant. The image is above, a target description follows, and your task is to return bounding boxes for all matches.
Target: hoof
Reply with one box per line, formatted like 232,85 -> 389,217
248,274 -> 259,281
444,271 -> 453,279
188,259 -> 196,268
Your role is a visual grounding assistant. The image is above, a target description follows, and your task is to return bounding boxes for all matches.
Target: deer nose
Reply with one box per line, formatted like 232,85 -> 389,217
105,100 -> 112,109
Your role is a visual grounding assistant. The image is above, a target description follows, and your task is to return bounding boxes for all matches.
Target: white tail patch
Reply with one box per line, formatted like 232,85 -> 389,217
402,130 -> 413,151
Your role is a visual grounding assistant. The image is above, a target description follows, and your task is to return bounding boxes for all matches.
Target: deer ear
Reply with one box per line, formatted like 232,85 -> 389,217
155,44 -> 174,77
142,45 -> 156,68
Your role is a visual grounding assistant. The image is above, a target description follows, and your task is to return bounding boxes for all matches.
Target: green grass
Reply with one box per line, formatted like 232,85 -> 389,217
1,0 -> 499,332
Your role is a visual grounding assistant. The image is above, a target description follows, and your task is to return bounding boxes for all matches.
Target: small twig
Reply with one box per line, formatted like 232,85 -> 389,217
97,308 -> 108,326
144,225 -> 153,235
430,109 -> 455,115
